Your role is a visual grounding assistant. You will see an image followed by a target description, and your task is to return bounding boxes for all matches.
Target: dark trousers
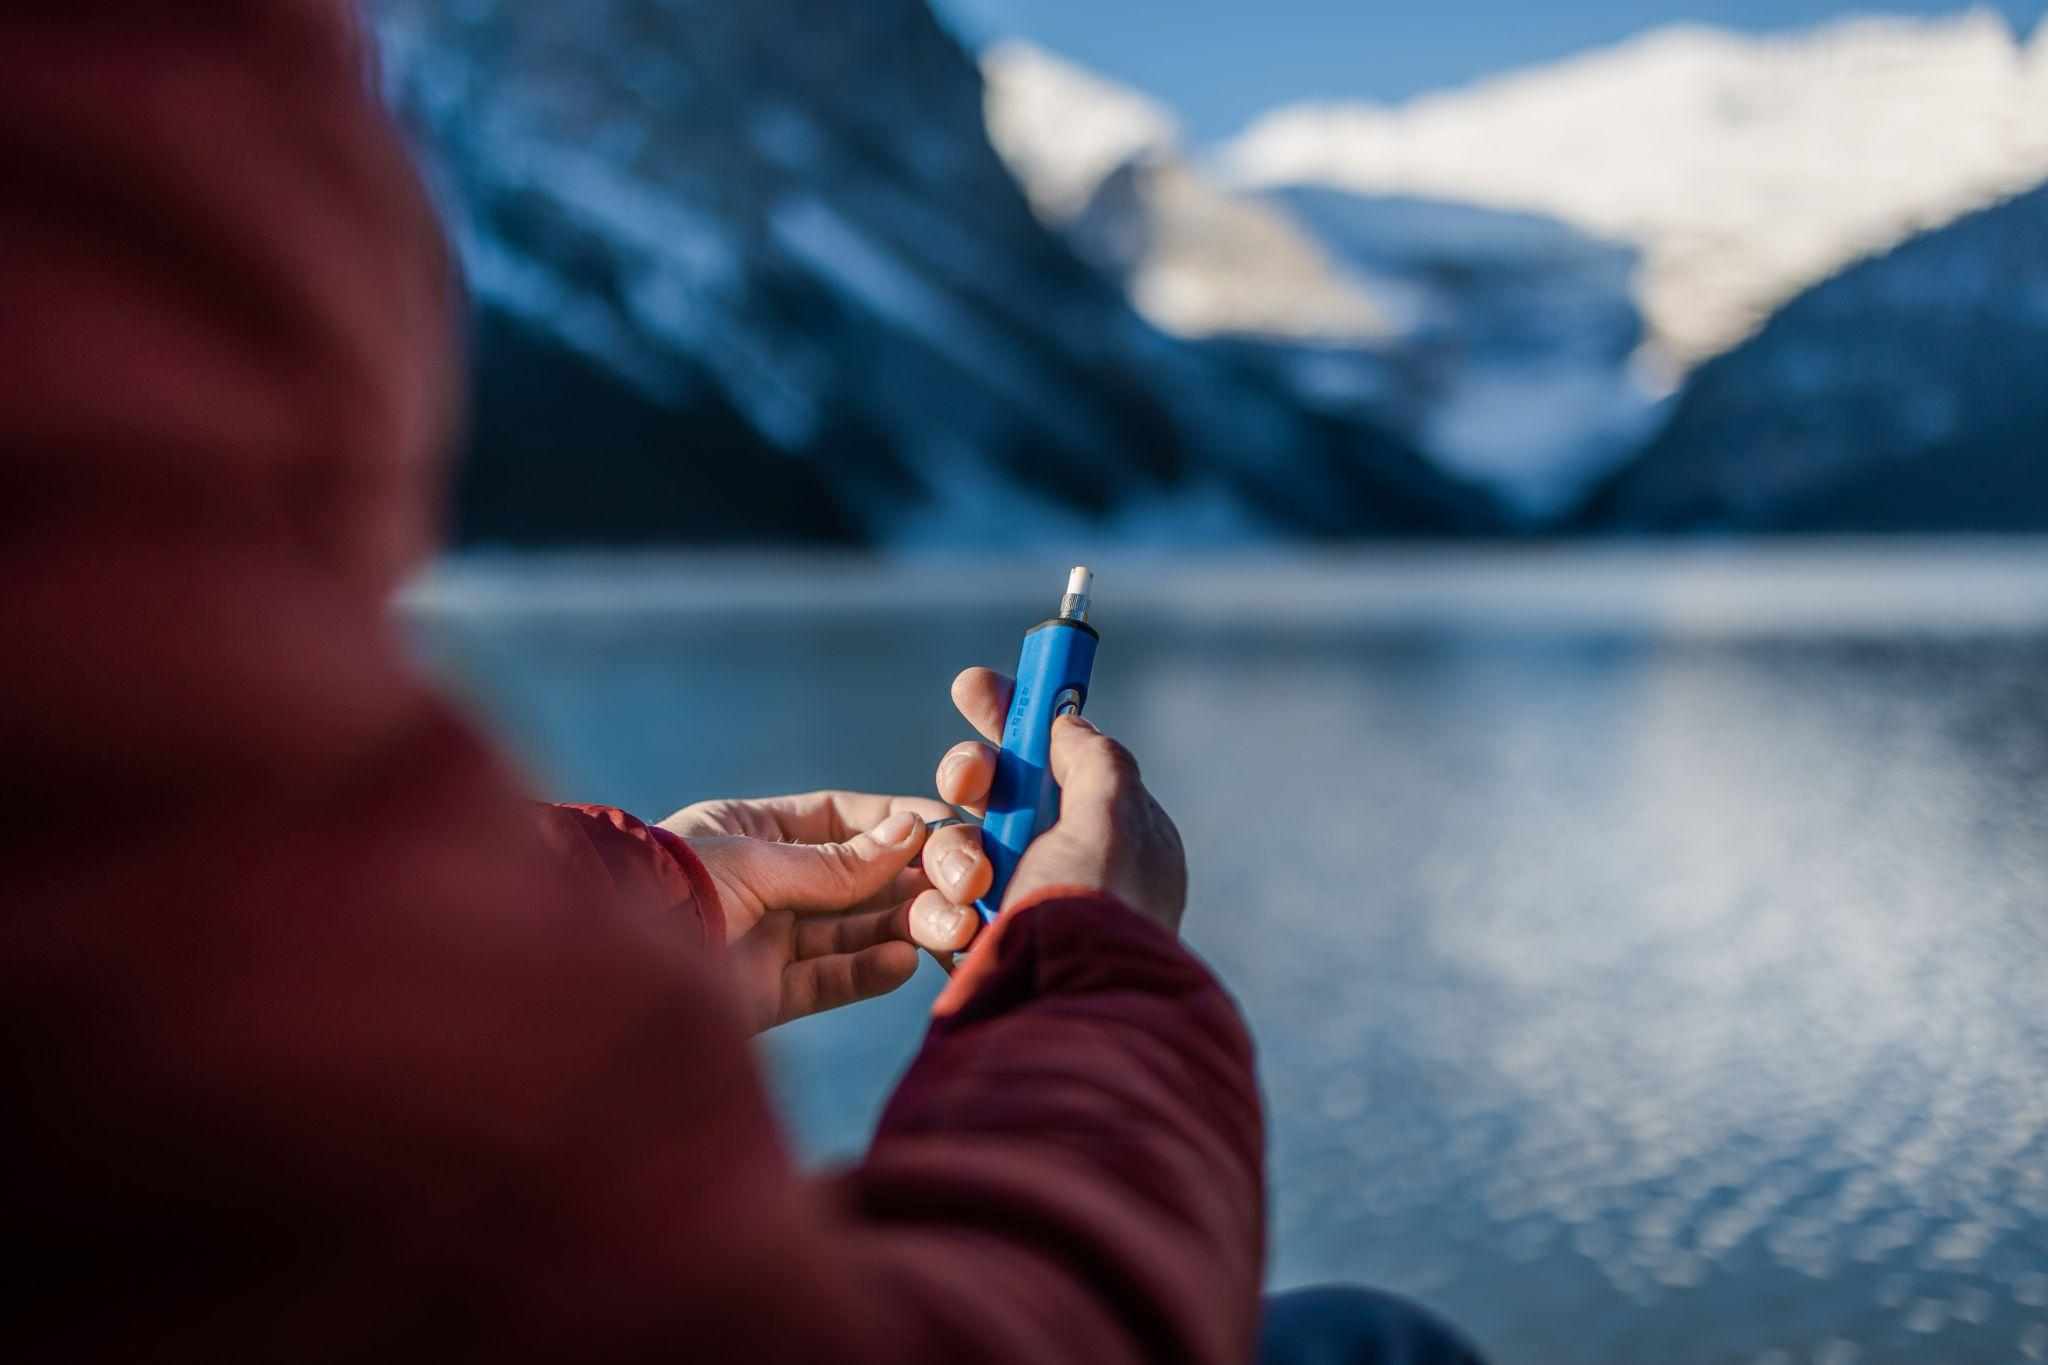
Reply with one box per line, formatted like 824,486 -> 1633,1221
1258,1287 -> 1487,1365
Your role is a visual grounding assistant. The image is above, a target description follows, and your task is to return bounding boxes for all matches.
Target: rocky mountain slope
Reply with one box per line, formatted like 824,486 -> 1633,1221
1585,184 -> 2048,532
375,0 -> 1490,546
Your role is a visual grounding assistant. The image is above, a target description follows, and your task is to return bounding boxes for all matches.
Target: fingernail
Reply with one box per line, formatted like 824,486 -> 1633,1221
938,751 -> 968,788
872,811 -> 920,846
938,846 -> 979,891
930,901 -> 972,941
1064,714 -> 1097,733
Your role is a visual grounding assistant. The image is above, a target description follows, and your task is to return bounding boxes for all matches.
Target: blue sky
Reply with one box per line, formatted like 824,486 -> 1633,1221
932,0 -> 2048,140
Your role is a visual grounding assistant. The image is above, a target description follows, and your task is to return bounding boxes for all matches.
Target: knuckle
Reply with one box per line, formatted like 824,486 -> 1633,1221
824,841 -> 866,879
1153,803 -> 1184,854
1091,735 -> 1141,780
1100,774 -> 1139,811
1102,766 -> 1148,811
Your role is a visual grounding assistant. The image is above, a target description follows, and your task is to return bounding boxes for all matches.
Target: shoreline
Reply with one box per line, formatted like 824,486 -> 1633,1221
405,538 -> 2048,638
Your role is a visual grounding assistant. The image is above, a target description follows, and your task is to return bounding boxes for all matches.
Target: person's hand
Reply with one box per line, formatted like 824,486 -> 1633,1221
660,791 -> 950,1032
913,667 -> 1188,963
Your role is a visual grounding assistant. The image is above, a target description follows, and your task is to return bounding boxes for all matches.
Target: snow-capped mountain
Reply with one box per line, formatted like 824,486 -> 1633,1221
983,15 -> 2048,521
375,0 -> 2042,542
1585,183 -> 2048,531
983,42 -> 1391,346
981,41 -> 1661,519
980,40 -> 1179,224
1271,190 -> 1663,519
1223,10 -> 2048,370
375,0 -> 1488,547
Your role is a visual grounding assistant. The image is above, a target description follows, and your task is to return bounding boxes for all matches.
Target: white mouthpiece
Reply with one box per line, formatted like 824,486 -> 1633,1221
1059,566 -> 1094,623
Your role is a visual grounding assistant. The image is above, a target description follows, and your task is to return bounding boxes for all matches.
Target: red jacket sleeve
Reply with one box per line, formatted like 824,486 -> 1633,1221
533,803 -> 728,956
843,897 -> 1265,1363
0,4 -> 1265,1363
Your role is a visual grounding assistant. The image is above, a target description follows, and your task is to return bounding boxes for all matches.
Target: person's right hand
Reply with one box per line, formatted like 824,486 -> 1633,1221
909,667 -> 1187,959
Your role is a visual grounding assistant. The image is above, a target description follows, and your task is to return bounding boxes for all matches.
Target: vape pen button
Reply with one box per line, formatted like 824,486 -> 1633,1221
1053,687 -> 1083,717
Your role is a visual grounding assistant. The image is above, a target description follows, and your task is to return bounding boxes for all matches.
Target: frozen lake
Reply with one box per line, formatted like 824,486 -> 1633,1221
409,543 -> 2048,1364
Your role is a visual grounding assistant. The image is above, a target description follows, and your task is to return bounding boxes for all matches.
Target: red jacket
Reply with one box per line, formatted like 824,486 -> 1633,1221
0,3 -> 1264,1360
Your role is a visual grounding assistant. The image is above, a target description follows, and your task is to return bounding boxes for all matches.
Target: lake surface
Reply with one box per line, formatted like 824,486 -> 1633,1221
408,544 -> 2048,1364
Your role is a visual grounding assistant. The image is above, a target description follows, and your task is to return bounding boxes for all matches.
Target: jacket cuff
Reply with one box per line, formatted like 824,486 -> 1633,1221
534,803 -> 725,959
646,824 -> 727,955
931,890 -> 1219,1027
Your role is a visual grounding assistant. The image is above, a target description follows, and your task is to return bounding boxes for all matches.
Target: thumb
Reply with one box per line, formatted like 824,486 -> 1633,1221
697,810 -> 928,917
1046,714 -> 1138,823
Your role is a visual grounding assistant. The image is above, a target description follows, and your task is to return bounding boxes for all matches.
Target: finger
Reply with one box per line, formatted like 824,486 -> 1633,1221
908,888 -> 980,955
952,668 -> 1013,745
922,822 -> 993,905
935,740 -> 998,815
865,865 -> 930,912
780,942 -> 919,1023
1045,714 -> 1140,822
932,908 -> 1013,1018
728,791 -> 957,845
843,863 -> 932,916
700,809 -> 927,916
792,900 -> 914,960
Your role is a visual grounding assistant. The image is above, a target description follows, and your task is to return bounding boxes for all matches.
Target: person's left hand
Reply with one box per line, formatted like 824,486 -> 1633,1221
660,791 -> 953,1032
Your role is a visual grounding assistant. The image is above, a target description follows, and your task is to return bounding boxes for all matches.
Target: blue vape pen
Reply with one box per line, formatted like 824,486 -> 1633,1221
974,567 -> 1099,924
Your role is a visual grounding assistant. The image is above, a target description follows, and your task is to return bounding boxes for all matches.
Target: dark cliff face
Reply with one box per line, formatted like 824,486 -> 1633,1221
378,0 -> 1494,546
1585,183 -> 2048,533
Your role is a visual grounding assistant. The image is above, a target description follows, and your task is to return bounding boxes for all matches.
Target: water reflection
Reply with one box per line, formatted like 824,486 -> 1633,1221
411,553 -> 2048,1364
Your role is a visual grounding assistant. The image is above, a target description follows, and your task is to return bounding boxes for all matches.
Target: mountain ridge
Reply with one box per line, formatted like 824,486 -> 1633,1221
379,0 -> 1491,546
982,14 -> 2048,524
982,40 -> 1662,518
1583,181 -> 2048,532
382,2 -> 2044,542
1221,9 -> 2048,369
